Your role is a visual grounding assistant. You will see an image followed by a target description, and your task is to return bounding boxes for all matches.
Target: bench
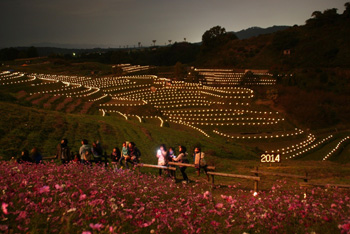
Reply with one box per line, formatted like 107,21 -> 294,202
207,171 -> 260,192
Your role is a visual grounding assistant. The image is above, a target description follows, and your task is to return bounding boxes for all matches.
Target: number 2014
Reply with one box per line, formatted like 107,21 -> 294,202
261,154 -> 280,163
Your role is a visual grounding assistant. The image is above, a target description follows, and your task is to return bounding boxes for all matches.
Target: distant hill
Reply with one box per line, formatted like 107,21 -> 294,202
233,25 -> 291,39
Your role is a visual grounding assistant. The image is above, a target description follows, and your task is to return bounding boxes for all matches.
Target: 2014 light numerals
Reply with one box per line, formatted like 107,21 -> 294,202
261,154 -> 281,163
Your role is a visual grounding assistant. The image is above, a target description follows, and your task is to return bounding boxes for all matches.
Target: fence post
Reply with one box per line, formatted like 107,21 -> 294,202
137,164 -> 140,177
304,172 -> 308,183
254,166 -> 259,192
104,152 -> 108,168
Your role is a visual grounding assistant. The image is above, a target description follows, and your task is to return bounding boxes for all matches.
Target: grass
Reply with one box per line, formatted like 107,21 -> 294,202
0,101 -> 257,163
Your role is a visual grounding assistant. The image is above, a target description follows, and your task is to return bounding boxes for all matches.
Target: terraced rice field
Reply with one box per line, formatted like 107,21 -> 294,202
0,67 -> 349,163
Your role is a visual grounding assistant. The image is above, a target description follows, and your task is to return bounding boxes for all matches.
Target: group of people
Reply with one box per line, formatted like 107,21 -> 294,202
54,138 -> 105,165
17,147 -> 43,164
110,141 -> 141,169
56,139 -> 142,168
156,144 -> 209,183
17,138 -> 209,184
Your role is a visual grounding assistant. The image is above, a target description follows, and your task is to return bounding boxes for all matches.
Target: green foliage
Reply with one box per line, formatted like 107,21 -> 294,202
0,47 -> 38,61
201,26 -> 238,54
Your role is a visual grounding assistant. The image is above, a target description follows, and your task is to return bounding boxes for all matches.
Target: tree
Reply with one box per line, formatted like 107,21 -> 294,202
344,2 -> 350,17
311,11 -> 322,19
202,26 -> 226,48
201,26 -> 237,52
0,48 -> 20,61
27,46 -> 38,58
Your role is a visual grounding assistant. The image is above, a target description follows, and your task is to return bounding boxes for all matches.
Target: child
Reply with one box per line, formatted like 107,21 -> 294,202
110,147 -> 121,170
119,142 -> 129,169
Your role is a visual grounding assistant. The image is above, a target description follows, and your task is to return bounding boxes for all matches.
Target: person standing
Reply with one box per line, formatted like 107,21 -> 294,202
92,141 -> 103,164
194,147 -> 209,181
79,139 -> 92,164
55,138 -> 71,164
156,144 -> 168,176
173,145 -> 189,184
119,142 -> 129,169
167,147 -> 176,178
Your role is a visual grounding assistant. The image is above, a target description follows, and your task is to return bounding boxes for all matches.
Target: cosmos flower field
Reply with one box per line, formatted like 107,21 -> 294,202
0,161 -> 349,233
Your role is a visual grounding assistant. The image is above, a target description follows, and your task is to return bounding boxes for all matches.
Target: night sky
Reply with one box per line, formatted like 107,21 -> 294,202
0,0 -> 347,48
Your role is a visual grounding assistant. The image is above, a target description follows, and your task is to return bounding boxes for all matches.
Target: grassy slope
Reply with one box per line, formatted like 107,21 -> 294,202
1,101 -> 349,189
0,101 -> 257,165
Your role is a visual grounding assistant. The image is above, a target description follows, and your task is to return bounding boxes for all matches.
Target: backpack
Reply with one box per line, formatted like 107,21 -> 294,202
199,152 -> 207,166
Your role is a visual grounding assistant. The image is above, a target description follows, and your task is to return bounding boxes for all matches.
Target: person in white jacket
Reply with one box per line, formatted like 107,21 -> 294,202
194,147 -> 209,181
156,144 -> 168,176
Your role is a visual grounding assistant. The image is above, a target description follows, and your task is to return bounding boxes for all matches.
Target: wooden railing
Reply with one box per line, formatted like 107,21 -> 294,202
44,158 -> 350,191
251,167 -> 309,191
207,171 -> 260,192
168,162 -> 216,171
135,163 -> 177,181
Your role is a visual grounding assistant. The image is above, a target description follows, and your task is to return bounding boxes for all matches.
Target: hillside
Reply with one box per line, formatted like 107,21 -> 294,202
233,25 -> 290,40
201,8 -> 350,70
0,68 -> 349,166
0,101 -> 258,165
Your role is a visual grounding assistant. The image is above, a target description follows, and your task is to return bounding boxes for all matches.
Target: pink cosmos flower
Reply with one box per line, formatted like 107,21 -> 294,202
39,186 -> 50,194
211,221 -> 220,228
203,191 -> 211,199
79,194 -> 87,201
16,211 -> 27,220
215,203 -> 224,209
1,203 -> 8,215
82,232 -> 92,234
89,223 -> 104,230
339,223 -> 350,231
